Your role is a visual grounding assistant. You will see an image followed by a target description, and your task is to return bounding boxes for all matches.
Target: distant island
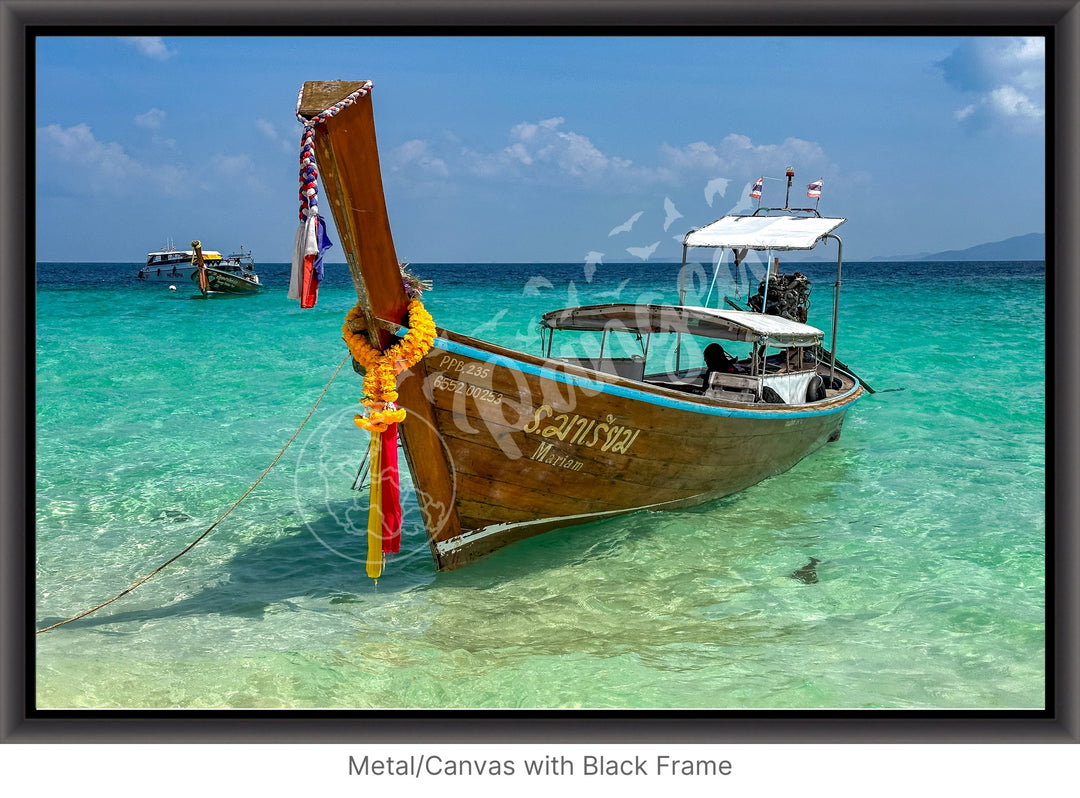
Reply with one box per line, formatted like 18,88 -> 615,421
872,233 -> 1044,262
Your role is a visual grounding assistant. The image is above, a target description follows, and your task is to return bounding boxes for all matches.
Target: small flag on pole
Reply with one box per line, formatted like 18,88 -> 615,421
807,179 -> 823,199
749,177 -> 764,200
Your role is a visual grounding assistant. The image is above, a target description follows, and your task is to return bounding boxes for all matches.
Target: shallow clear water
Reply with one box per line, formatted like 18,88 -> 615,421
34,257 -> 1045,709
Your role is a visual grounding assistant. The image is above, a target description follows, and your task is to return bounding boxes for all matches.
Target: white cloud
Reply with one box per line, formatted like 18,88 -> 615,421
120,37 -> 177,61
255,118 -> 295,153
38,123 -> 138,172
379,116 -> 834,224
507,117 -> 628,177
998,37 -> 1045,94
37,123 -> 190,197
215,152 -> 268,193
134,108 -> 165,129
217,153 -> 257,175
389,139 -> 450,178
661,139 -> 729,171
460,117 -> 633,183
387,117 -> 828,195
989,85 -> 1043,120
660,135 -> 828,187
939,37 -> 1045,133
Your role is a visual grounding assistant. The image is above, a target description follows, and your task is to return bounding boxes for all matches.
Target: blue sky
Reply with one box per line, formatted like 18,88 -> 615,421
35,35 -> 1046,263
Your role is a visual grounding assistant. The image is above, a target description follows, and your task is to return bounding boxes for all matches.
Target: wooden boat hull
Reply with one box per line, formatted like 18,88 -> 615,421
191,268 -> 260,295
394,327 -> 862,570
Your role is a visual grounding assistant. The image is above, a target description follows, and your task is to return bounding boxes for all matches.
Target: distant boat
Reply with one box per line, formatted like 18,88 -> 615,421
137,241 -> 223,283
298,80 -> 865,573
224,244 -> 256,273
190,240 -> 260,295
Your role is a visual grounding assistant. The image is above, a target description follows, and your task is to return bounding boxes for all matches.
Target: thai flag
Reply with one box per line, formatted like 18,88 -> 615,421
749,177 -> 764,199
807,179 -> 823,199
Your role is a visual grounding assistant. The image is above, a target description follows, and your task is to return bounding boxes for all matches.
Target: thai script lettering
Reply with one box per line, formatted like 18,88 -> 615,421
523,405 -> 641,454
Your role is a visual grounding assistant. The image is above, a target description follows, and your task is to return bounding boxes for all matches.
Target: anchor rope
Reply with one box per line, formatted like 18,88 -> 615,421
35,354 -> 351,634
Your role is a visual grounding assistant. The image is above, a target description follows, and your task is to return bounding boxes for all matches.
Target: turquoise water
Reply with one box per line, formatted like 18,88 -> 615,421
34,257 -> 1045,709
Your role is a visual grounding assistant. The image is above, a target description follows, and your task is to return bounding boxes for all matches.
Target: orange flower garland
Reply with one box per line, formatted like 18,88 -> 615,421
341,298 -> 437,432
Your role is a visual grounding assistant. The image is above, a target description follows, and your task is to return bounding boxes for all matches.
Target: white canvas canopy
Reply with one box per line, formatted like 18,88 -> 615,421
683,214 -> 846,251
541,303 -> 824,347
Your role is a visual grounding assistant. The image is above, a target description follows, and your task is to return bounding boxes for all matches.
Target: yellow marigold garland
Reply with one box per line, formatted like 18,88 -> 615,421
341,298 -> 437,432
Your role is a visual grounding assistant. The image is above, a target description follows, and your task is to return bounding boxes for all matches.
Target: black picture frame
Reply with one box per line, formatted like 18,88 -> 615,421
3,0 -> 1075,745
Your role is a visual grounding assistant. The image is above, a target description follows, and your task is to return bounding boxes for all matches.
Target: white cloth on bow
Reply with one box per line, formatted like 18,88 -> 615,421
288,213 -> 319,300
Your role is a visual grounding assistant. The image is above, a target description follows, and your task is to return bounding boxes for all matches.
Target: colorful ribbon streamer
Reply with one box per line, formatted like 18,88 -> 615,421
364,422 -> 403,581
365,429 -> 384,580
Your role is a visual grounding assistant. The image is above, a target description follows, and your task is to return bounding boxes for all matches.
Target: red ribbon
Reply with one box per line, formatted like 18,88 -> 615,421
380,422 -> 402,553
300,251 -> 319,308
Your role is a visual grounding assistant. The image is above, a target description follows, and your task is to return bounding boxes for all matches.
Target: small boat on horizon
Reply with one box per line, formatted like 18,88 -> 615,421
190,240 -> 261,296
295,80 -> 865,575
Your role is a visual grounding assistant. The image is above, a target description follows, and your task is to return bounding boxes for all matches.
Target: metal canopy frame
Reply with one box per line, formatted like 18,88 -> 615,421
680,208 -> 846,382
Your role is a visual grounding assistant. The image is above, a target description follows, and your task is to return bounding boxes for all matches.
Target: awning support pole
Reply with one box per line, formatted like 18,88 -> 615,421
678,244 -> 688,304
704,249 -> 724,308
760,249 -> 773,314
824,233 -> 844,382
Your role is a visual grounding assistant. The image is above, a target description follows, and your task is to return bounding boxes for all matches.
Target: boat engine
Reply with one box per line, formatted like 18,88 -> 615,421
748,271 -> 811,322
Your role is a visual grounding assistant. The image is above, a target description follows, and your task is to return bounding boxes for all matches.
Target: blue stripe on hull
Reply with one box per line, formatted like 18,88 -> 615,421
426,333 -> 861,420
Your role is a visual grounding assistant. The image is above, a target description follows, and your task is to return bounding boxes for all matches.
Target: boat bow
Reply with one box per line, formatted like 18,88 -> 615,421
298,81 -> 462,564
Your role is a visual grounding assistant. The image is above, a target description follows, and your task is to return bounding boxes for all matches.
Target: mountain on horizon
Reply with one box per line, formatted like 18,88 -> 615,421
873,232 -> 1044,262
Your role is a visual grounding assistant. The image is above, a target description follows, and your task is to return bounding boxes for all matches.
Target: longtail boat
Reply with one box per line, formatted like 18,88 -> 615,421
295,80 -> 864,574
190,240 -> 261,296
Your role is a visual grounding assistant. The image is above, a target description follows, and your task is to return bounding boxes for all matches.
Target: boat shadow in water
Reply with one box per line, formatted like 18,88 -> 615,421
36,509 -> 438,632
40,504 -> 688,633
